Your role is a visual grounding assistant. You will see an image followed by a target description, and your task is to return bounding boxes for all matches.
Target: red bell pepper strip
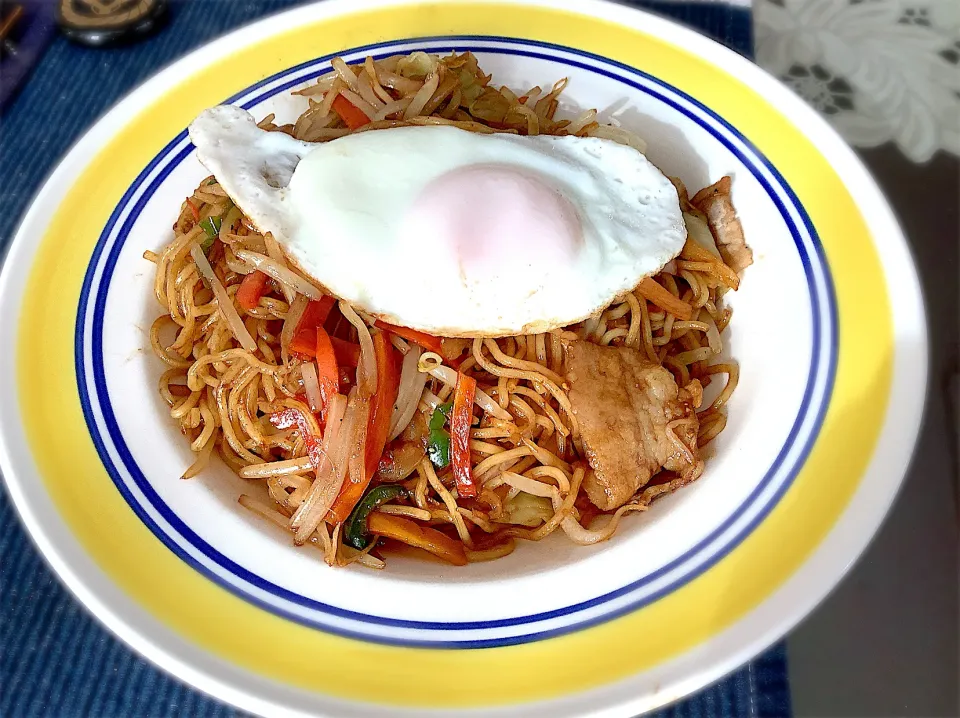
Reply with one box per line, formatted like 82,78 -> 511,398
328,330 -> 399,522
270,404 -> 324,469
236,271 -> 270,310
329,336 -> 361,367
332,93 -> 371,130
314,327 -> 340,408
373,319 -> 443,355
289,296 -> 336,356
451,372 -> 477,498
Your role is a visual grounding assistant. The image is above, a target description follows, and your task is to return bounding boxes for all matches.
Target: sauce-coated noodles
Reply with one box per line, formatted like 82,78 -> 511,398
147,51 -> 744,568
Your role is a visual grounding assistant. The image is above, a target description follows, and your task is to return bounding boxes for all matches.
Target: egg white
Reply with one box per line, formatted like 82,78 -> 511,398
188,105 -> 686,336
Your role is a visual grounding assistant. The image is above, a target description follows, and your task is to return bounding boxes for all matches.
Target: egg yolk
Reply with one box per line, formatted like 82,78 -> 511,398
401,164 -> 583,282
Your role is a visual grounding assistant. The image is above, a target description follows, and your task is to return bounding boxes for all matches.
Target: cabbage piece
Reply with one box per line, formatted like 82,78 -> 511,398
497,492 -> 554,527
683,212 -> 722,258
397,51 -> 439,80
468,87 -> 511,123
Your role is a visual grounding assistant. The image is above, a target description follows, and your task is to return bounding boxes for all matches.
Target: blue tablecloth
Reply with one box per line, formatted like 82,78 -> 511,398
0,1 -> 789,716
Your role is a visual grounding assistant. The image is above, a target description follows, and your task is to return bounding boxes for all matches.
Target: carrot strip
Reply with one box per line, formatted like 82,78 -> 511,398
332,93 -> 371,130
314,327 -> 339,407
289,296 -> 336,356
451,372 -> 477,498
636,277 -> 693,320
236,270 -> 271,310
367,512 -> 468,566
328,331 -> 399,522
374,319 -> 443,355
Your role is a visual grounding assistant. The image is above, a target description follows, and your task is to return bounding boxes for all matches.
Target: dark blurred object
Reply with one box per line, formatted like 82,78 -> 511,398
0,0 -> 56,110
57,0 -> 167,47
0,4 -> 24,56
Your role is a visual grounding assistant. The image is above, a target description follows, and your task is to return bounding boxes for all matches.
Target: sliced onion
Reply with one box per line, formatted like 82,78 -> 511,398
354,74 -> 385,111
289,393 -> 348,544
301,362 -> 324,414
181,430 -> 217,480
190,244 -> 257,352
354,552 -> 386,570
331,56 -> 360,90
239,494 -> 291,530
374,97 -> 412,121
280,294 -> 309,365
560,505 -> 648,545
330,389 -> 364,487
662,260 -> 678,275
500,471 -> 558,499
684,212 -> 722,258
388,345 -> 427,441
580,314 -> 601,340
377,441 -> 426,482
239,455 -> 313,479
403,71 -> 440,119
364,57 -> 393,104
375,68 -> 420,95
417,352 -> 511,420
224,247 -> 255,276
290,389 -> 367,545
264,232 -> 295,304
345,396 -> 370,499
419,388 -> 443,412
339,542 -> 386,570
339,88 -> 377,119
319,78 -> 343,117
218,206 -> 242,244
521,437 -> 572,473
565,109 -> 597,135
233,248 -> 323,299
339,302 -> 377,398
388,333 -> 410,355
377,504 -> 432,521
294,74 -> 337,96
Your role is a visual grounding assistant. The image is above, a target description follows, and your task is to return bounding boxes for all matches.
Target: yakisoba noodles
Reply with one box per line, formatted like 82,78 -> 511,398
146,51 -> 749,568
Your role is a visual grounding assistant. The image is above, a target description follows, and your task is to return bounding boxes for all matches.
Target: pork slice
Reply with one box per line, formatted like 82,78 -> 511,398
691,176 -> 753,274
566,341 -> 702,511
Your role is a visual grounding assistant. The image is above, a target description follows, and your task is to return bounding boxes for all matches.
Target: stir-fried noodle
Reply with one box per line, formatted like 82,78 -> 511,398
147,51 -> 742,568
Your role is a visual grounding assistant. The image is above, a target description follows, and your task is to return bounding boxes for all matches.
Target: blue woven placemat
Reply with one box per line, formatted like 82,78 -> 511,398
0,1 -> 789,716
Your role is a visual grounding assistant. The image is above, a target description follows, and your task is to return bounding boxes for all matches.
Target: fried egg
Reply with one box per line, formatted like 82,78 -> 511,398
188,105 -> 685,336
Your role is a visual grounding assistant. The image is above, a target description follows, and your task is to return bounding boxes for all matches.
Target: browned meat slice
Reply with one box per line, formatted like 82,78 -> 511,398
691,176 -> 753,274
566,341 -> 702,511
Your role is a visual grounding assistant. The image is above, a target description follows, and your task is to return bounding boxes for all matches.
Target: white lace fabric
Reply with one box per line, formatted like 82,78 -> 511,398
755,0 -> 960,162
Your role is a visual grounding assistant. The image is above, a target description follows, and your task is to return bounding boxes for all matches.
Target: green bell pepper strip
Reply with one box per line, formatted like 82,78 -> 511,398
198,215 -> 221,254
427,402 -> 453,469
343,485 -> 408,550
